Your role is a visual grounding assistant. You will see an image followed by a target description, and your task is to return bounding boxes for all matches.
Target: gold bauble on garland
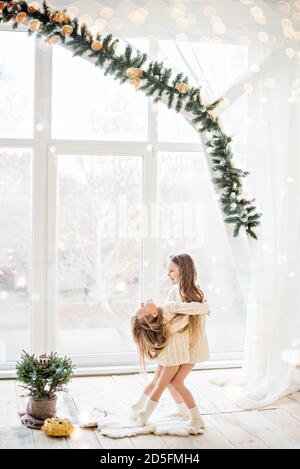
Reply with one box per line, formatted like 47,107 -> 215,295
91,40 -> 103,51
55,11 -> 69,23
176,82 -> 189,94
27,1 -> 39,13
55,12 -> 64,23
127,67 -> 143,79
28,18 -> 40,32
61,24 -> 73,37
126,67 -> 138,79
16,11 -> 27,23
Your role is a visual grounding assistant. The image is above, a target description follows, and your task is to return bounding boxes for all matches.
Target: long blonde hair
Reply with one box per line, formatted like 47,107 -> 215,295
169,253 -> 204,350
131,307 -> 169,373
131,254 -> 205,371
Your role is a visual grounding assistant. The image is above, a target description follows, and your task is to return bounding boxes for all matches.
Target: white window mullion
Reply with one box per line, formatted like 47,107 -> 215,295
31,38 -> 52,355
142,37 -> 159,301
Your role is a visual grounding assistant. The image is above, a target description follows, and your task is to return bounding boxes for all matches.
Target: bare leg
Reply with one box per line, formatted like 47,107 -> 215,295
144,365 -> 185,404
137,365 -> 179,425
170,363 -> 196,408
131,365 -> 184,420
171,364 -> 205,432
143,365 -> 162,395
149,365 -> 180,402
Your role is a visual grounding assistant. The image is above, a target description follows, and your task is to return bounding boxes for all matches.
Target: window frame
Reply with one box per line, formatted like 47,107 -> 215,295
0,29 -> 246,373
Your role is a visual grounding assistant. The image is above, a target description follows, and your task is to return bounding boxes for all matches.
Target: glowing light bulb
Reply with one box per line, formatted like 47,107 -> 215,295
257,32 -> 268,42
250,7 -> 264,18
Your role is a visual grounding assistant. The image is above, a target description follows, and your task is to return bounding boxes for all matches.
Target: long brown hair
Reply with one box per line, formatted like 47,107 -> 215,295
169,253 -> 204,349
131,307 -> 169,373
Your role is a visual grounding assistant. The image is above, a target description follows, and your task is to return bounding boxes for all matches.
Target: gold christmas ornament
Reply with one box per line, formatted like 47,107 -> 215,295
28,18 -> 41,32
127,67 -> 138,79
126,67 -> 142,79
61,24 -> 73,36
61,13 -> 70,23
48,34 -> 61,45
176,82 -> 189,94
16,11 -> 27,23
91,40 -> 103,51
27,2 -> 39,14
0,1 -> 6,11
55,11 -> 65,23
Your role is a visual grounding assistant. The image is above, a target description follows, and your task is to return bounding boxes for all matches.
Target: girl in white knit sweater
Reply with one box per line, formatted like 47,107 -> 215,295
131,253 -> 210,433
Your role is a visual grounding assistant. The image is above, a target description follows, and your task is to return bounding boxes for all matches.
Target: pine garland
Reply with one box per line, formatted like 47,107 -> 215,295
0,0 -> 262,239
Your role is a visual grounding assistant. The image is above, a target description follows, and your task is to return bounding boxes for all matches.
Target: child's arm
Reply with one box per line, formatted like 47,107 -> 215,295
161,299 -> 210,316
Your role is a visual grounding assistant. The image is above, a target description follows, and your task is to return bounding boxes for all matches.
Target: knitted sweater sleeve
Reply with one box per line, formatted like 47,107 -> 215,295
161,299 -> 210,317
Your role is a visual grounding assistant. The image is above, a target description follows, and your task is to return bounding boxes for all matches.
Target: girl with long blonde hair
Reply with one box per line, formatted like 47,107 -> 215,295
131,253 -> 210,433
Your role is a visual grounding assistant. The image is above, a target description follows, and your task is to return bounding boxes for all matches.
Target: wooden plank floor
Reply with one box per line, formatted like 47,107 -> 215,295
1,369 -> 300,449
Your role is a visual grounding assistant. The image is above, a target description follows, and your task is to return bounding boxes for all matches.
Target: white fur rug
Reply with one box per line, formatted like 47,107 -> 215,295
79,401 -> 205,438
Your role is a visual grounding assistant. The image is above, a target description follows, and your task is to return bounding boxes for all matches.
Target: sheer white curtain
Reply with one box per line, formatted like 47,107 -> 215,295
144,0 -> 300,406
238,45 -> 300,408
171,4 -> 300,407
59,0 -> 300,405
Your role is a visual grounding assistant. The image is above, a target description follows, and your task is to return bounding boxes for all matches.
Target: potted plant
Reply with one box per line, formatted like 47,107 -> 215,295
16,351 -> 75,429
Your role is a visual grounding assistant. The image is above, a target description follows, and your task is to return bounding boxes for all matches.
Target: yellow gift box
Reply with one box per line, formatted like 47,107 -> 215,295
41,417 -> 75,437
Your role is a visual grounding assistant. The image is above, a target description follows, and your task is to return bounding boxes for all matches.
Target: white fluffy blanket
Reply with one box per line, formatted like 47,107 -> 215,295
79,401 -> 204,438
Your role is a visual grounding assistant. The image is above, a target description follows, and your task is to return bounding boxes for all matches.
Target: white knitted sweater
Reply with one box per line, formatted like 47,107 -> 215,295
156,285 -> 210,366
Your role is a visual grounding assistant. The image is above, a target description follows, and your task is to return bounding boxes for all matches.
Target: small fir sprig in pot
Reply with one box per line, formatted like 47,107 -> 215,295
16,350 -> 75,400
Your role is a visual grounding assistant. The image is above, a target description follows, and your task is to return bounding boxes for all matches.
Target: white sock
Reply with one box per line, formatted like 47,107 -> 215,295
137,399 -> 158,425
131,392 -> 149,412
176,402 -> 189,416
189,405 -> 201,419
187,406 -> 205,432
